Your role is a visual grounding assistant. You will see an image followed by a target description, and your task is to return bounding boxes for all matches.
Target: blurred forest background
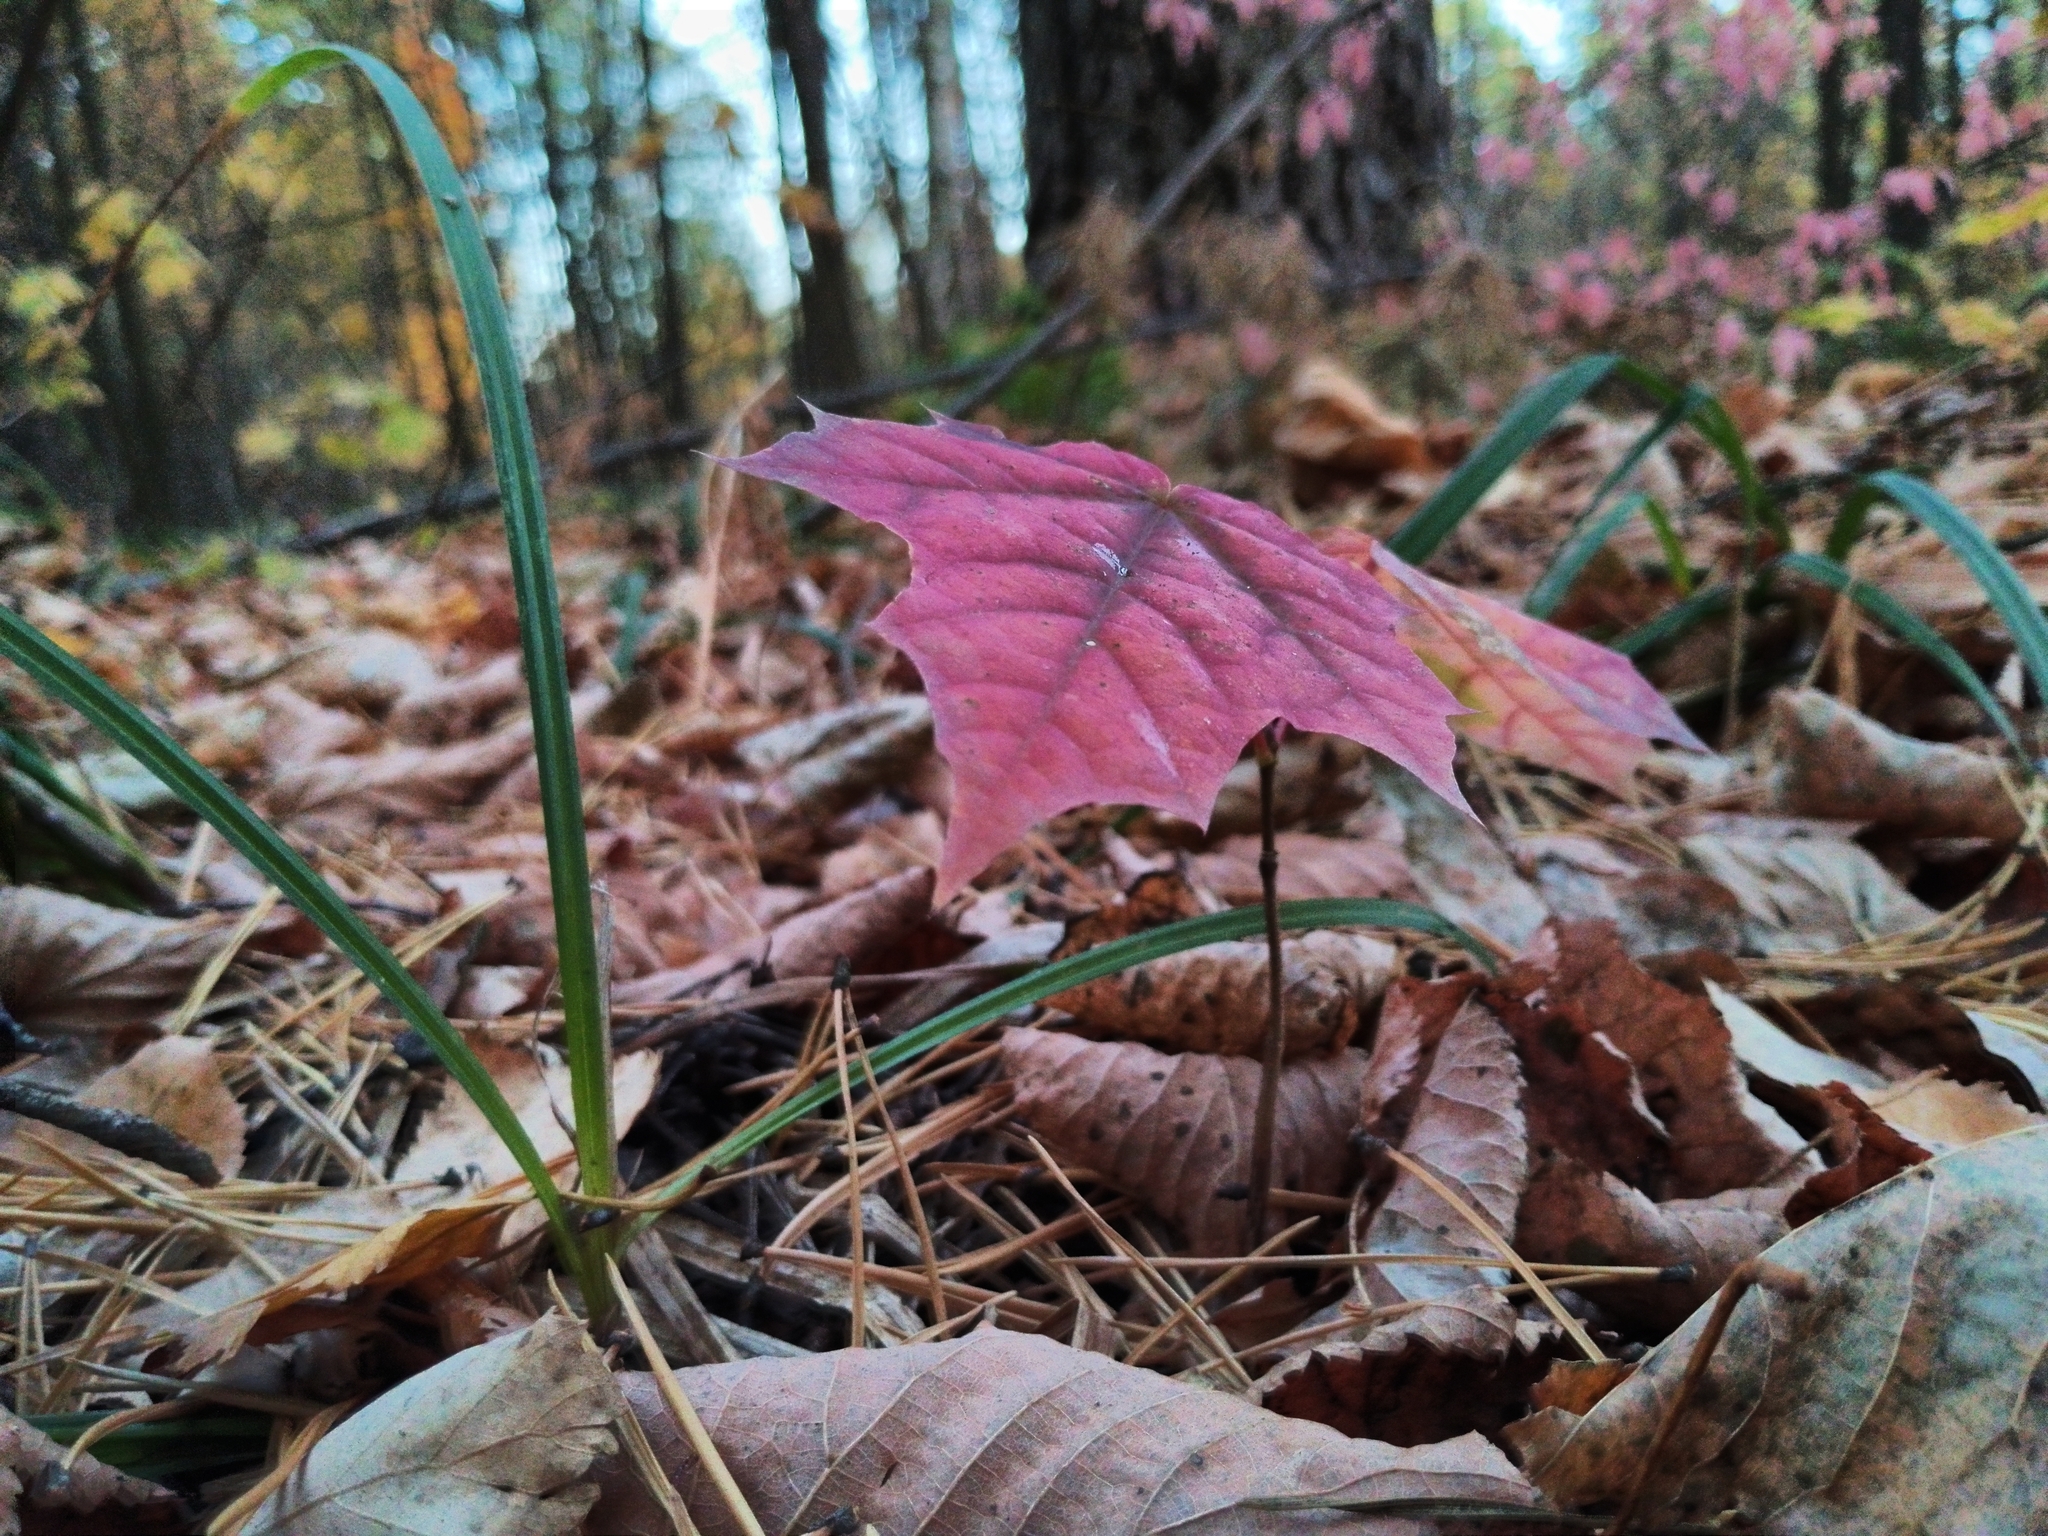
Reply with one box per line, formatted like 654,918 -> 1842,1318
3,0 -> 2046,544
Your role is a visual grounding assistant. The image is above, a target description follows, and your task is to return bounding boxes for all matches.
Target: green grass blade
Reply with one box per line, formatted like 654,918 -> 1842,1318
235,48 -> 611,1202
623,898 -> 1488,1238
1823,481 -> 1884,562
1860,470 -> 2048,706
1611,361 -> 1789,545
1387,354 -> 1619,563
0,605 -> 574,1249
1611,579 -> 1736,658
1778,551 -> 2023,754
1642,496 -> 1693,596
1526,490 -> 1651,619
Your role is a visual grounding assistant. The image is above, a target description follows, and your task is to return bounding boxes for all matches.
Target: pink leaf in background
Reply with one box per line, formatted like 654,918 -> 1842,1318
729,414 -> 1467,898
1321,531 -> 1706,796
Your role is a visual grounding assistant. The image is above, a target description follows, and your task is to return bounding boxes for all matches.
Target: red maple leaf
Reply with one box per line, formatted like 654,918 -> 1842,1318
727,413 -> 1465,898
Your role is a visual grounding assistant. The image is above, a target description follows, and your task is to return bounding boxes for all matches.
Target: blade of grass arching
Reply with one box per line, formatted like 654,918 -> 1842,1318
1612,361 -> 1791,546
1777,551 -> 2024,754
231,48 -> 612,1204
1823,481 -> 1884,562
0,606 -> 577,1255
1611,579 -> 1737,658
1861,470 -> 2048,707
1526,490 -> 1652,619
1643,496 -> 1694,596
622,898 -> 1489,1240
1387,354 -> 1619,563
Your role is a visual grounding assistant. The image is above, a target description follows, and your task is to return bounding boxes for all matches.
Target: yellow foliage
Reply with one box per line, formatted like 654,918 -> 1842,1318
1951,184 -> 2048,245
6,268 -> 85,327
1939,299 -> 2023,355
75,187 -> 148,264
235,418 -> 299,466
330,303 -> 376,351
1790,292 -> 1884,336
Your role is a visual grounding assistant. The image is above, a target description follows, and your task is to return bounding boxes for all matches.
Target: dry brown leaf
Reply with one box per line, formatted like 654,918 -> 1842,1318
0,1405 -> 183,1535
253,683 -> 373,765
1517,1126 -> 2048,1534
1003,1028 -> 1368,1254
387,649 -> 526,744
1781,1082 -> 1933,1225
1258,1286 -> 1562,1448
1362,998 -> 1528,1305
281,628 -> 441,711
6,1036 -> 246,1180
592,1331 -> 1536,1535
1515,832 -> 1747,957
1051,929 -> 1395,1059
1358,973 -> 1481,1144
1675,816 -> 1936,953
1516,1154 -> 1788,1329
1374,761 -> 1550,956
739,694 -> 935,823
391,1044 -> 661,1197
818,810 -> 944,896
1762,688 -> 2023,843
169,1195 -> 522,1369
242,1312 -> 623,1536
1512,924 -> 1816,1195
1272,356 -> 1434,478
1190,827 -> 1415,907
0,887 -> 256,1034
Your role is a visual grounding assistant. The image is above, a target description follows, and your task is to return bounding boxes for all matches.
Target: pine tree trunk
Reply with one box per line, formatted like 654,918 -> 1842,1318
1815,17 -> 1856,210
1878,0 -> 1929,244
1018,0 -> 1447,289
764,0 -> 864,391
919,0 -> 1000,327
638,0 -> 692,422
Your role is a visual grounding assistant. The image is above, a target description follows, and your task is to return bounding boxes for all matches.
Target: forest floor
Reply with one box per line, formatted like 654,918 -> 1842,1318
1,339 -> 2046,1534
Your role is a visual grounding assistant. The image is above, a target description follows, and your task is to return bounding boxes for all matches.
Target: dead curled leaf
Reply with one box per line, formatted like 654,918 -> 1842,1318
591,1331 -> 1537,1536
0,1406 -> 183,1536
1050,929 -> 1395,1060
241,1312 -> 623,1536
1763,687 -> 2023,843
1257,1286 -> 1563,1449
1002,1028 -> 1368,1255
1515,1126 -> 2048,1534
0,886 -> 258,1034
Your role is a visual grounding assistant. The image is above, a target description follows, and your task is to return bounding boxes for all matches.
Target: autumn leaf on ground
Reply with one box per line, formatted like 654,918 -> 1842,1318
726,412 -> 1467,898
1517,1126 -> 2048,1534
591,1331 -> 1536,1535
242,1311 -> 624,1536
1321,529 -> 1706,795
0,1404 -> 184,1534
1361,997 -> 1529,1304
1002,1028 -> 1368,1254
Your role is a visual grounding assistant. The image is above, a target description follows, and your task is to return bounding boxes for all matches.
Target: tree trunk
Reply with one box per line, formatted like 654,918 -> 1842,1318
1815,15 -> 1856,210
1878,0 -> 1929,245
520,0 -> 607,366
638,0 -> 693,422
1017,0 -> 1447,289
764,0 -> 864,391
64,0 -> 176,538
919,0 -> 1000,328
0,0 -> 64,171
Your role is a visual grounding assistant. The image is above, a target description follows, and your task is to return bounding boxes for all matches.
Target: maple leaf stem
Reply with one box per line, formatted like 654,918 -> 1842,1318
1245,724 -> 1286,1253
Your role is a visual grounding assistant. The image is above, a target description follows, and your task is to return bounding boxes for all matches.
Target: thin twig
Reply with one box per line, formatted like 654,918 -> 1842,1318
1245,724 -> 1286,1250
1366,1138 -> 1607,1362
0,1080 -> 220,1186
827,989 -> 868,1348
1605,1259 -> 1812,1535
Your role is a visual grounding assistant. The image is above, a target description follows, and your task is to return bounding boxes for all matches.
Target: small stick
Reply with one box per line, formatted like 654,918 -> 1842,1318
1123,1216 -> 1318,1368
826,987 -> 868,1348
205,1397 -> 356,1536
1245,723 -> 1286,1252
1365,1137 -> 1606,1362
1027,1137 -> 1248,1387
0,1080 -> 220,1186
1605,1259 -> 1812,1536
842,977 -> 950,1327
